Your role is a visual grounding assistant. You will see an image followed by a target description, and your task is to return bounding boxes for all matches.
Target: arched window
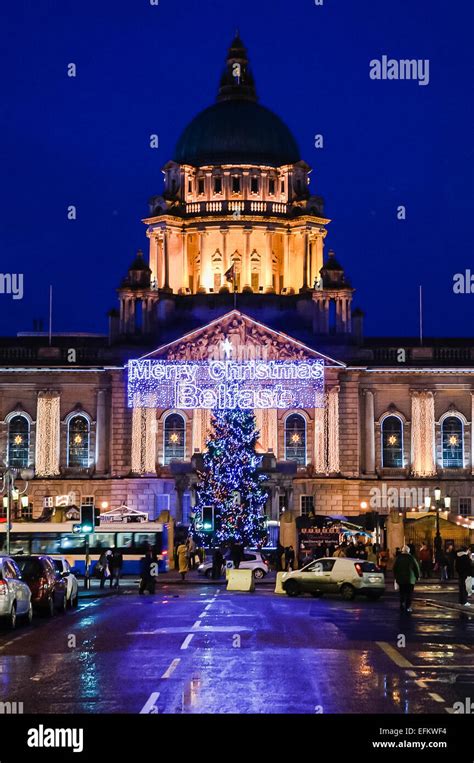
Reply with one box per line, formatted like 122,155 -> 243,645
382,416 -> 403,468
68,415 -> 90,468
164,413 -> 185,464
8,415 -> 30,467
285,414 -> 306,466
442,416 -> 463,468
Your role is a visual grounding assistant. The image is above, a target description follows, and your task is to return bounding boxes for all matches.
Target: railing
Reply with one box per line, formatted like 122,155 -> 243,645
185,200 -> 290,217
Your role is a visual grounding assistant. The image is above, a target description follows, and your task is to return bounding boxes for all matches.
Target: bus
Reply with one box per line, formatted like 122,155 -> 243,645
0,522 -> 170,575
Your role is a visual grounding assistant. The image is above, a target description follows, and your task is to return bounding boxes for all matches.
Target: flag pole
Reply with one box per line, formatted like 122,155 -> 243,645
49,285 -> 53,346
419,285 -> 423,346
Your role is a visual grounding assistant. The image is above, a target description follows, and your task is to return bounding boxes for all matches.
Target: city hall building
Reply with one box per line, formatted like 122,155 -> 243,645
1,35 -> 473,554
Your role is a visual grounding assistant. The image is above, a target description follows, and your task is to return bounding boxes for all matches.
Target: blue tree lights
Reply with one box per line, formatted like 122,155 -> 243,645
192,408 -> 268,547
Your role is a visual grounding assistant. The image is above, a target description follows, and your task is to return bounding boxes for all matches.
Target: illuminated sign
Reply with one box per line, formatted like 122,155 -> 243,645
127,358 -> 325,410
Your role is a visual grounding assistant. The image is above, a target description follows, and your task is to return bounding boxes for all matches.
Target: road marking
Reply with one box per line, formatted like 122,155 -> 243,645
407,670 -> 417,677
428,692 -> 445,703
376,641 -> 414,668
192,620 -> 201,629
180,634 -> 194,650
198,612 -> 207,618
204,603 -> 212,611
161,658 -> 180,679
140,692 -> 160,714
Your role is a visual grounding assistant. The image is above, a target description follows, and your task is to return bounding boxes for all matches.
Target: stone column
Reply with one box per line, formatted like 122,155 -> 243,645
95,388 -> 108,474
199,229 -> 211,291
302,231 -> 309,290
221,227 -> 229,272
162,229 -> 171,292
243,228 -> 252,288
148,233 -> 159,287
265,229 -> 274,291
363,389 -> 375,474
283,230 -> 291,289
182,231 -> 189,291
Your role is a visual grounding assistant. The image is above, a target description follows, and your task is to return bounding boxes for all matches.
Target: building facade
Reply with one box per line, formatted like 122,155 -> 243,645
1,35 -> 473,553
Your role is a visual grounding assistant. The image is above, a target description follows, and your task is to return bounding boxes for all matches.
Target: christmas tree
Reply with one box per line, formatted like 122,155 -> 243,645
192,408 -> 268,547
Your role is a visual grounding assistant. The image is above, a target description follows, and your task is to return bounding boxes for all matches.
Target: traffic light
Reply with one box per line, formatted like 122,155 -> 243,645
202,506 -> 214,532
80,505 -> 100,533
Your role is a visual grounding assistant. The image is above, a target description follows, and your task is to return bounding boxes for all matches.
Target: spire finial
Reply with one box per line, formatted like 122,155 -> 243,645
217,32 -> 257,103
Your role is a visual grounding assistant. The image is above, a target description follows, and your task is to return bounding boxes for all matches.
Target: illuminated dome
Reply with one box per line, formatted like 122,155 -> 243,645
174,34 -> 300,168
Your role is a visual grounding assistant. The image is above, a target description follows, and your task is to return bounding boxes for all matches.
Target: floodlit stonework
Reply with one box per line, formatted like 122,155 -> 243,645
1,34 -> 473,554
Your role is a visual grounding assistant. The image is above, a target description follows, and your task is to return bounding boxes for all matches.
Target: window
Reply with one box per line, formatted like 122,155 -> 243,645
381,416 -> 403,468
82,496 -> 94,506
306,559 -> 335,572
251,176 -> 259,193
198,178 -> 205,195
232,176 -> 240,193
268,179 -> 275,195
214,177 -> 222,194
68,415 -> 90,467
285,413 -> 306,466
459,497 -> 472,517
164,413 -> 185,464
188,180 -> 192,194
300,495 -> 314,516
8,415 -> 29,467
442,416 -> 463,468
21,503 -> 33,520
278,495 -> 287,513
281,180 -> 285,194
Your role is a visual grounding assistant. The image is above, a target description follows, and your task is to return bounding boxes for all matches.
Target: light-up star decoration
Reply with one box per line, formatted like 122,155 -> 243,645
221,337 -> 233,359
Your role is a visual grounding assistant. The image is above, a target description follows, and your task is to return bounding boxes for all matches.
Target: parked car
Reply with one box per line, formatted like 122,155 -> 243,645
0,556 -> 33,629
198,550 -> 269,579
13,555 -> 68,616
282,557 -> 385,600
50,556 -> 79,608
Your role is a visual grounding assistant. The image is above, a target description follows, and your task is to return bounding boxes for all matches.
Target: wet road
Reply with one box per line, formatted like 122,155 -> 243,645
0,586 -> 473,714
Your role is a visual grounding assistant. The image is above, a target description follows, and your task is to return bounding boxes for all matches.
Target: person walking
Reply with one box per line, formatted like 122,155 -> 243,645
419,543 -> 432,578
109,546 -> 123,589
211,546 -> 224,580
455,547 -> 473,606
186,536 -> 196,570
435,546 -> 448,582
98,549 -> 111,590
285,545 -> 295,571
139,549 -> 157,595
393,545 -> 421,614
177,541 -> 188,581
446,544 -> 456,580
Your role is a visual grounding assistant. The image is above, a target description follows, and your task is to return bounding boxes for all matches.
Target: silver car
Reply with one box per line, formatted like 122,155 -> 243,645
198,550 -> 269,580
282,557 -> 385,600
50,556 -> 79,608
0,556 -> 33,628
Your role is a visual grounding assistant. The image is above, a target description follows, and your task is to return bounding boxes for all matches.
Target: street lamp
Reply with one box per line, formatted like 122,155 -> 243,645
425,487 -> 451,552
1,467 -> 34,555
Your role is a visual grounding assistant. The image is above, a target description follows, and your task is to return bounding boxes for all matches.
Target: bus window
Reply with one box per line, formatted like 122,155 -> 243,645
31,536 -> 61,555
8,534 -> 32,555
60,535 -> 86,551
91,533 -> 115,550
133,533 -> 159,552
116,533 -> 133,549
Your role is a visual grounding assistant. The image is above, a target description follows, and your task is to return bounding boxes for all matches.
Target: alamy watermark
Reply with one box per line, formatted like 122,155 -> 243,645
0,273 -> 23,300
369,484 -> 430,510
370,56 -> 430,87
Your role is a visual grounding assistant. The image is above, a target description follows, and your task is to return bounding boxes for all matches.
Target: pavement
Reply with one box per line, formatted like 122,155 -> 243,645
0,576 -> 473,714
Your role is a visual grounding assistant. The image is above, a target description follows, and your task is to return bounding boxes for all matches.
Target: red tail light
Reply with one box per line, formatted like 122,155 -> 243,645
0,579 -> 8,595
354,563 -> 363,578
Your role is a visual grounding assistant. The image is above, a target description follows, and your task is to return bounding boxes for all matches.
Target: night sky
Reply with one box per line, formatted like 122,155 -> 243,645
1,0 -> 473,338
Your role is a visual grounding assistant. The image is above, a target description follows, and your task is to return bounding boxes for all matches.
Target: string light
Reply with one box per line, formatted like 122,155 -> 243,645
192,408 -> 268,546
35,393 -> 60,476
411,391 -> 436,477
14,435 -> 22,445
131,407 -> 156,474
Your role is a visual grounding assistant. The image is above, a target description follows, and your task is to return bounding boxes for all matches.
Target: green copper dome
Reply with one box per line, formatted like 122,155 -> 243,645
173,34 -> 300,168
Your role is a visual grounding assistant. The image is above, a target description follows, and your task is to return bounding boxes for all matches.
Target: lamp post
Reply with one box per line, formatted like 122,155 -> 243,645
1,467 -> 35,555
424,487 -> 451,553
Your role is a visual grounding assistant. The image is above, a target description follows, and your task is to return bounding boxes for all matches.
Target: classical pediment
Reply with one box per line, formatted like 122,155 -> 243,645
140,310 -> 345,365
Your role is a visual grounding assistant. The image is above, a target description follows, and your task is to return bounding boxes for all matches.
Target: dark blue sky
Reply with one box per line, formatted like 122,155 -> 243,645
1,0 -> 473,338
